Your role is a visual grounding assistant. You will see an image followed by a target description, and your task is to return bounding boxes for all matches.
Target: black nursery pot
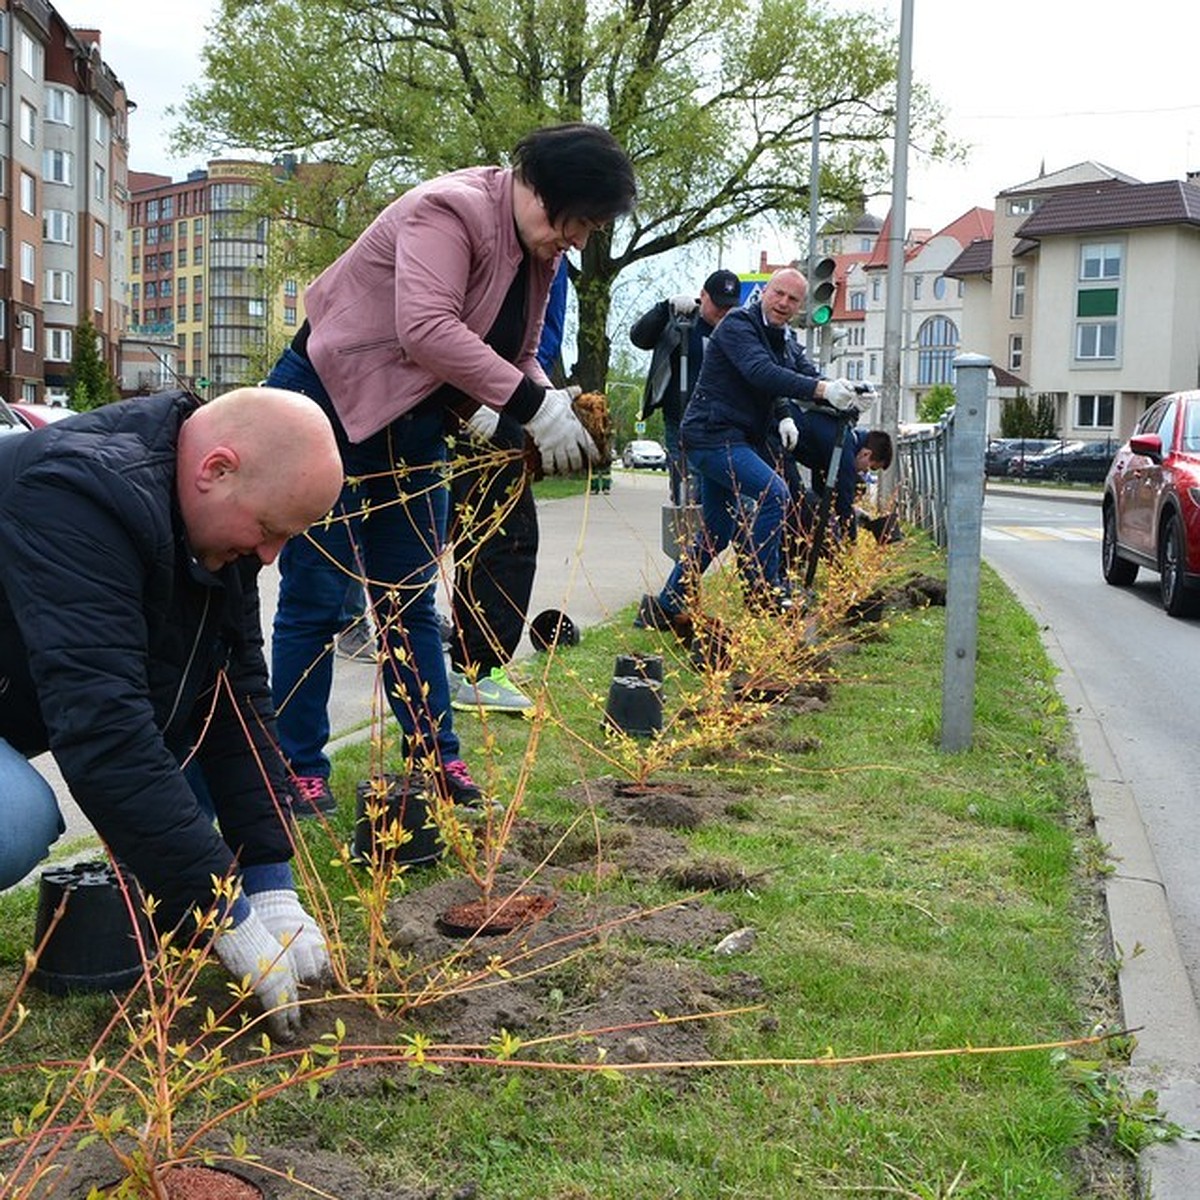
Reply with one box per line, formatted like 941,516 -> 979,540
529,608 -> 580,651
352,774 -> 443,868
604,653 -> 664,738
31,861 -> 150,995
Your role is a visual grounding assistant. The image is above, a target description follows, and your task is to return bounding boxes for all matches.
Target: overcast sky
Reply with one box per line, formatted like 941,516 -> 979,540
67,0 -> 1200,244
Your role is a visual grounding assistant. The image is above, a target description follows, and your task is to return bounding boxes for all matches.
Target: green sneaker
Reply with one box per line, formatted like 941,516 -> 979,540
451,666 -> 533,713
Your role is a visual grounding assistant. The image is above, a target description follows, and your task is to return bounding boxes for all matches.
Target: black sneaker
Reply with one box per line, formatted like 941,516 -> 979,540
291,775 -> 338,818
440,758 -> 483,807
335,619 -> 375,660
633,593 -> 677,631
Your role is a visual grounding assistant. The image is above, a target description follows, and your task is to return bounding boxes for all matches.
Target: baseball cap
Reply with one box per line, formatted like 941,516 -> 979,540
703,269 -> 741,309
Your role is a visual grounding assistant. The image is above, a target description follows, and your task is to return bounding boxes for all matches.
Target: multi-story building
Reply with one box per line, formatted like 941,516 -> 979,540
126,158 -> 307,397
0,3 -> 130,404
946,161 -> 1200,440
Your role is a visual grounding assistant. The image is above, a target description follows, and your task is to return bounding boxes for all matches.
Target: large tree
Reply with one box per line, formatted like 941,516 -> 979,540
175,0 -> 953,387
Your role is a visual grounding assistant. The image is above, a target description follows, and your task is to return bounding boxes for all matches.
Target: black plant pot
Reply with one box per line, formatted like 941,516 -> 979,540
529,608 -> 580,651
603,652 -> 664,738
614,652 -> 664,684
351,774 -> 443,868
30,861 -> 150,995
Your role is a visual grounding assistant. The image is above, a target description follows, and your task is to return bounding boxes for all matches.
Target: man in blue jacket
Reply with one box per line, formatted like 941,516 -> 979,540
639,268 -> 859,623
0,387 -> 343,1039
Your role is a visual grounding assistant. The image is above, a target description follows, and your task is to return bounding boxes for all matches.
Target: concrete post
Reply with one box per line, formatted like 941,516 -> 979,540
940,353 -> 990,752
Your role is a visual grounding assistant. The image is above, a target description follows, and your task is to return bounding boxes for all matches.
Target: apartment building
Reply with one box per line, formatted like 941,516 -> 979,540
127,158 -> 308,397
946,162 -> 1200,440
0,2 -> 129,405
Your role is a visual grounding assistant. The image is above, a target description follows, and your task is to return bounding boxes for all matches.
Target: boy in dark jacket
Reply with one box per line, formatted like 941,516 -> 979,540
0,387 -> 343,1039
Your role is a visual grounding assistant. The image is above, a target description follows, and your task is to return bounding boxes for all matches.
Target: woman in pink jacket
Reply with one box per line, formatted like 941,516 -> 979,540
265,124 -> 636,813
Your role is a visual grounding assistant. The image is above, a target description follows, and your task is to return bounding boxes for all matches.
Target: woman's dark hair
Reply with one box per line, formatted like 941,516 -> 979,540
512,123 -> 637,225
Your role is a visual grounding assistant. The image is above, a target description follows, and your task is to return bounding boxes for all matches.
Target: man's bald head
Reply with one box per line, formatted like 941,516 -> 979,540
177,386 -> 344,571
761,268 -> 807,327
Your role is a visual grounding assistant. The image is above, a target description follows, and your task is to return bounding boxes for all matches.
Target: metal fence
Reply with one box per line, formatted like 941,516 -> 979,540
896,414 -> 953,547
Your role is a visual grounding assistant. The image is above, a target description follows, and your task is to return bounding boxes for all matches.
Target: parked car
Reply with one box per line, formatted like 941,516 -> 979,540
9,402 -> 75,430
622,439 -> 667,469
0,399 -> 31,440
1102,389 -> 1200,616
985,437 -> 1058,477
1011,439 -> 1116,484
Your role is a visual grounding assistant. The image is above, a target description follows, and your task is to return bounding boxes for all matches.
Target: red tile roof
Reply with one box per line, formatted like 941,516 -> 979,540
1015,179 -> 1200,238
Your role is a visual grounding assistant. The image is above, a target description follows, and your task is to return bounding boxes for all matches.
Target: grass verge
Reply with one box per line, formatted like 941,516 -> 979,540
0,536 -> 1143,1198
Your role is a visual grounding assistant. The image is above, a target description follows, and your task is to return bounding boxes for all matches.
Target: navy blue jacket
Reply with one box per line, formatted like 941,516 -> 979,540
787,404 -> 869,519
0,392 -> 292,930
681,299 -> 822,450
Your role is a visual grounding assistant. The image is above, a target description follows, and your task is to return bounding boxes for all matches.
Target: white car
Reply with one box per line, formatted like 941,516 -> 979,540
622,439 -> 668,469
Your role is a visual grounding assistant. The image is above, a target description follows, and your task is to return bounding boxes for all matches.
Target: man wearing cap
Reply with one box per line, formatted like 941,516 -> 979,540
629,268 -> 742,505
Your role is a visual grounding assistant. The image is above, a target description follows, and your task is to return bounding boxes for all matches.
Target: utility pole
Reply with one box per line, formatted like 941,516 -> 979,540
879,0 -> 913,501
806,111 -> 821,360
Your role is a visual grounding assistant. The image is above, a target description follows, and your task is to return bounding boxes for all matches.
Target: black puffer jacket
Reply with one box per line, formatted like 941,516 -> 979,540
0,392 -> 292,930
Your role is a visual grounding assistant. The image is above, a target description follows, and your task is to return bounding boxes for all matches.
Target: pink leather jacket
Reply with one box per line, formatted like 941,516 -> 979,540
304,166 -> 556,443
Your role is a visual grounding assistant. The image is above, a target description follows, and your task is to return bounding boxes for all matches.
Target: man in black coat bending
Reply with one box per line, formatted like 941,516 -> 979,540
0,386 -> 343,1039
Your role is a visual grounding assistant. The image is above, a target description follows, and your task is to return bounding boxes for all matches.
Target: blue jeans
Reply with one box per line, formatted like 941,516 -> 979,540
0,739 -> 63,890
658,440 -> 788,612
266,348 -> 457,780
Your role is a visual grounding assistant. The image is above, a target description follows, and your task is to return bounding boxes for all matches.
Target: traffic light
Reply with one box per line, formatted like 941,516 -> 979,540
809,256 -> 838,326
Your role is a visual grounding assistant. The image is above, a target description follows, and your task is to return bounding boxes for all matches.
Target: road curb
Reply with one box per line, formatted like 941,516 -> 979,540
1013,577 -> 1200,1196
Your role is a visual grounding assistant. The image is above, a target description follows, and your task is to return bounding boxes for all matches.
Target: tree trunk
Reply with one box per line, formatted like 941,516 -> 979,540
574,236 -> 617,391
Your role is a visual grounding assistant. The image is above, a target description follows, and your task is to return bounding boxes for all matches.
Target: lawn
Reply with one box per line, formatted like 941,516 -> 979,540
0,534 -> 1146,1199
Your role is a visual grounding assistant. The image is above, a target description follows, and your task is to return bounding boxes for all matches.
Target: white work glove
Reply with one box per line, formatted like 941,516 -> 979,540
523,385 -> 598,475
249,888 -> 331,985
669,294 -> 700,319
778,416 -> 799,451
822,378 -> 857,407
213,909 -> 301,1041
464,405 -> 501,443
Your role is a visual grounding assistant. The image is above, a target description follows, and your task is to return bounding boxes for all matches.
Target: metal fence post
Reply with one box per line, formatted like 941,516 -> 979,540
940,353 -> 990,752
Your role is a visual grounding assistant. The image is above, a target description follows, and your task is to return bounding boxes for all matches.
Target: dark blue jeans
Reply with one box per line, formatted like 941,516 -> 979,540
266,348 -> 456,780
657,440 -> 788,612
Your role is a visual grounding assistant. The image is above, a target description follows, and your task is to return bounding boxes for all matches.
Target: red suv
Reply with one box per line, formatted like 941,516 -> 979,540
1102,389 -> 1200,616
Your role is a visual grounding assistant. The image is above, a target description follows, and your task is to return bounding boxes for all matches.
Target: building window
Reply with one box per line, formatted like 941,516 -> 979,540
0,229 -> 6,267
147,200 -> 159,223
248,298 -> 266,318
912,275 -> 923,301
145,281 -> 157,299
93,163 -> 106,201
284,305 -> 297,326
93,110 -> 109,146
871,276 -> 881,303
194,303 -> 203,321
178,303 -> 187,322
178,220 -> 188,238
193,245 -> 203,265
46,328 -> 73,361
1008,197 -> 1034,216
19,171 -> 36,216
1010,267 -> 1026,318
132,255 -> 140,273
916,315 -> 959,386
94,279 -> 105,313
933,275 -> 947,300
178,247 -> 187,267
284,279 -> 298,297
161,196 -> 174,219
20,242 -> 35,284
145,254 -> 158,273
19,100 -> 37,147
160,251 -> 173,271
193,275 -> 203,294
0,299 -> 5,338
20,316 -> 35,352
45,87 -> 73,125
44,210 -> 74,244
194,218 -> 204,236
1009,334 -> 1023,372
22,382 -> 37,403
849,290 -> 866,312
45,269 -> 74,304
18,30 -> 42,79
145,225 -> 159,245
160,279 -> 173,298
1076,394 -> 1115,429
1081,242 -> 1121,280
132,284 -> 140,303
94,220 -> 105,257
43,150 -> 74,186
1077,323 -> 1118,360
